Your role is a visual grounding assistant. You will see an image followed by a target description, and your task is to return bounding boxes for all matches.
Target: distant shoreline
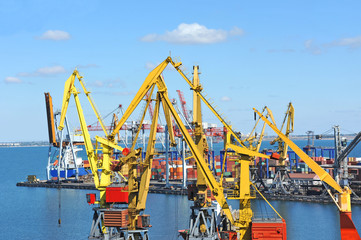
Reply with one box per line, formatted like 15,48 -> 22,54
0,145 -> 49,148
0,142 -> 48,148
0,134 -> 357,148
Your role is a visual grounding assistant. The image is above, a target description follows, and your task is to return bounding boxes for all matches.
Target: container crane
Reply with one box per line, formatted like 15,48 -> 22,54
254,107 -> 361,240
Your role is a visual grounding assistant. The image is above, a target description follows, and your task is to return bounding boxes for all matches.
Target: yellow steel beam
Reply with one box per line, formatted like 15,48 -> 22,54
192,65 -> 200,124
137,92 -> 161,210
70,86 -> 100,188
95,136 -> 124,152
58,72 -> 76,131
192,65 -> 207,188
74,70 -> 109,137
130,84 -> 156,152
156,75 -> 176,146
255,121 -> 267,153
226,143 -> 270,159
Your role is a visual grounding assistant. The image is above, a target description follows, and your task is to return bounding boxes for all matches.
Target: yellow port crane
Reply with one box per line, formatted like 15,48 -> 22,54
266,103 -> 295,194
131,57 -> 285,240
57,70 -> 173,239
58,70 -> 111,200
216,106 -> 287,240
269,102 -> 294,165
239,106 -> 270,189
254,107 -> 361,240
58,58 -> 287,240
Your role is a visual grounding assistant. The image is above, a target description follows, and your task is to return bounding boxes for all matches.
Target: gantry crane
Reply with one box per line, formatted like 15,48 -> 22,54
254,107 -> 361,240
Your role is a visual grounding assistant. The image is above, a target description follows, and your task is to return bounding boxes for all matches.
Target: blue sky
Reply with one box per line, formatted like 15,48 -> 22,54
1,1 -> 360,141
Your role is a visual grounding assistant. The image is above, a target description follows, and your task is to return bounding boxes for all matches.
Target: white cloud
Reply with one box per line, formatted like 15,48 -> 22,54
141,23 -> 243,45
18,65 -> 66,77
221,96 -> 232,102
111,91 -> 135,96
90,79 -> 127,89
332,35 -> 361,48
305,35 -> 361,55
304,39 -> 322,55
145,62 -> 157,70
38,30 -> 71,41
4,77 -> 22,84
229,27 -> 244,36
37,66 -> 66,75
93,80 -> 104,87
267,49 -> 295,53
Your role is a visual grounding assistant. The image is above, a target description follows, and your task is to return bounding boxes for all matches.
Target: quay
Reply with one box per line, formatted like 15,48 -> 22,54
16,180 -> 361,204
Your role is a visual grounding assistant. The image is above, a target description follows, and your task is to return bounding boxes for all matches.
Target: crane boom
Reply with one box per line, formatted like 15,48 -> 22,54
58,73 -> 100,188
145,91 -> 154,120
110,58 -> 174,141
58,70 -> 108,137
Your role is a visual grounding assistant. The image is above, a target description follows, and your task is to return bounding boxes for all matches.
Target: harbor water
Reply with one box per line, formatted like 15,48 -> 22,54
1,140 -> 361,240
